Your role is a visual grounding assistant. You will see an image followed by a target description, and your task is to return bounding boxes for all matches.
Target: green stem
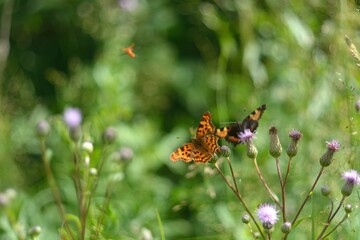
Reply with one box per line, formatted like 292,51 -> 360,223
253,158 -> 282,208
291,166 -> 324,226
317,196 -> 346,239
39,138 -> 75,240
214,162 -> 266,239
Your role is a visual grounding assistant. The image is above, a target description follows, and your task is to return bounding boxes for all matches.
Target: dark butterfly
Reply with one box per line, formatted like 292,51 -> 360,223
216,104 -> 266,145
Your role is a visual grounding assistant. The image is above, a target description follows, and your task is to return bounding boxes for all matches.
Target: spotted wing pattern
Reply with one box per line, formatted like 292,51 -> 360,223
170,112 -> 220,163
216,104 -> 266,145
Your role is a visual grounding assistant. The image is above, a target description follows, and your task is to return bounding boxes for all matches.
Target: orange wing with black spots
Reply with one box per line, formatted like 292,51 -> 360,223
216,104 -> 266,145
170,112 -> 220,163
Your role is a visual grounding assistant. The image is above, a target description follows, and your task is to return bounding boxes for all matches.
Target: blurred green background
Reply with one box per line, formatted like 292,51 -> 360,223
1,0 -> 360,239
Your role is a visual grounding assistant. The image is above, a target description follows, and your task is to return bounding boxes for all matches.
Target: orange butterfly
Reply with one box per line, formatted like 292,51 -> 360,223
122,43 -> 136,58
170,112 -> 220,163
216,104 -> 266,145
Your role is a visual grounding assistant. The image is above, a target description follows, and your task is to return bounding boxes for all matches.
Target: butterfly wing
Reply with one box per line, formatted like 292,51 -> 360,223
216,104 -> 266,145
170,139 -> 218,163
196,112 -> 216,139
170,142 -> 196,163
170,111 -> 220,163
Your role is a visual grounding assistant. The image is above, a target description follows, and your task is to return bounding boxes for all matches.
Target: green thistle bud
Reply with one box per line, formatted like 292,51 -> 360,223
242,214 -> 250,224
281,222 -> 292,233
286,130 -> 302,157
220,145 -> 231,157
36,120 -> 50,137
246,140 -> 258,159
321,185 -> 331,197
28,225 -> 41,237
253,232 -> 261,239
69,126 -> 82,142
340,169 -> 360,197
345,204 -> 353,213
341,182 -> 354,197
269,127 -> 282,158
81,141 -> 94,154
319,140 -> 340,167
102,127 -> 117,144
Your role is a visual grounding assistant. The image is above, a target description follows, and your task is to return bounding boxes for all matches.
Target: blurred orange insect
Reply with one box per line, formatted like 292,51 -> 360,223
122,43 -> 136,58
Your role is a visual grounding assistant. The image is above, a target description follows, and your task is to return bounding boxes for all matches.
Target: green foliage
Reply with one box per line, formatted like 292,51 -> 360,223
1,0 -> 360,239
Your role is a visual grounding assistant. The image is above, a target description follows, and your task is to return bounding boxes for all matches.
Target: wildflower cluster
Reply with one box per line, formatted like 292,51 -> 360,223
33,107 -> 133,240
186,120 -> 358,239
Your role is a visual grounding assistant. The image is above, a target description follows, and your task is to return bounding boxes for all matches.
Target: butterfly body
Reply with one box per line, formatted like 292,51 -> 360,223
216,104 -> 266,145
122,43 -> 136,58
170,112 -> 220,163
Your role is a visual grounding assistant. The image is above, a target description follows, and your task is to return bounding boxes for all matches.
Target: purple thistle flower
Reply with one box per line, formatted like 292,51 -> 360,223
238,129 -> 256,144
326,140 -> 340,152
289,129 -> 302,141
342,169 -> 360,185
64,107 -> 82,129
256,203 -> 279,229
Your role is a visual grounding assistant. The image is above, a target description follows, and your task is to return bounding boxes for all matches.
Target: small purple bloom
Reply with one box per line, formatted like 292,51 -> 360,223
238,129 -> 256,144
289,129 -> 302,141
256,203 -> 279,229
342,169 -> 360,185
64,107 -> 82,128
326,140 -> 340,152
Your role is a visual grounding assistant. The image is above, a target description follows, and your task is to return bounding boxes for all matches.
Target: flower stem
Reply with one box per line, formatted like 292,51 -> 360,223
317,196 -> 346,239
275,157 -> 287,222
291,167 -> 324,225
253,158 -> 282,209
321,214 -> 348,239
214,162 -> 265,239
39,138 -> 75,240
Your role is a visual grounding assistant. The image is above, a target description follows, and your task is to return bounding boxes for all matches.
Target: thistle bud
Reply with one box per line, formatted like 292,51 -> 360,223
321,185 -> 331,197
81,141 -> 94,154
28,226 -> 41,237
102,127 -> 117,144
281,222 -> 292,233
286,130 -> 302,157
36,120 -> 50,137
341,169 -> 360,197
220,145 -> 231,158
269,127 -> 282,158
319,140 -> 340,167
246,140 -> 258,159
345,204 -> 353,213
242,214 -> 250,224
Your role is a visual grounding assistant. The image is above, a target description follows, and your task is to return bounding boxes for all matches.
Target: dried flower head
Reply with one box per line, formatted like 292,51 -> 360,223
238,129 -> 256,144
256,203 -> 279,229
